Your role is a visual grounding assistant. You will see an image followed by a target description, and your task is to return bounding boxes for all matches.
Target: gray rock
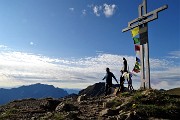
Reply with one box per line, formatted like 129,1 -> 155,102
77,94 -> 87,102
99,108 -> 109,116
55,102 -> 78,112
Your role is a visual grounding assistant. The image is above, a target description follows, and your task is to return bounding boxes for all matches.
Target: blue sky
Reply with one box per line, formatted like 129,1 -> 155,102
0,0 -> 179,90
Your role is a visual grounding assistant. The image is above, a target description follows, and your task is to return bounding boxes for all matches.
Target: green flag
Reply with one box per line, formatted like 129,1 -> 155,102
133,37 -> 140,44
133,61 -> 140,71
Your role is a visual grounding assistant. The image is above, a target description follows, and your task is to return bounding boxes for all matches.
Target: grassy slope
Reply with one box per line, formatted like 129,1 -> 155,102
166,88 -> 180,96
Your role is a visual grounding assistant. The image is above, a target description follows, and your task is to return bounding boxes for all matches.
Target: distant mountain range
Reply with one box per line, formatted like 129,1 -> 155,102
64,88 -> 80,94
0,83 -> 69,105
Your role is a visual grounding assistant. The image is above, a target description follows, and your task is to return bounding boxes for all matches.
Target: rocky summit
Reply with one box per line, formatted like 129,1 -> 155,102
0,85 -> 180,120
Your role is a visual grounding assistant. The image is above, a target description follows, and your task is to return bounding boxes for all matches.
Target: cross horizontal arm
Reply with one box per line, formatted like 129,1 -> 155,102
122,5 -> 168,32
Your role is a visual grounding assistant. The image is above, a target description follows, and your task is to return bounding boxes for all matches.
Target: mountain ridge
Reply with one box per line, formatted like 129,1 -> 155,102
0,83 -> 68,105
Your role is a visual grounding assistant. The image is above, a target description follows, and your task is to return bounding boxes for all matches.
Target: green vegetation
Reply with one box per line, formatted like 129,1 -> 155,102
51,113 -> 65,120
106,98 -> 122,110
40,112 -> 65,120
0,108 -> 18,119
136,104 -> 179,119
122,89 -> 180,119
167,88 -> 180,96
120,92 -> 131,97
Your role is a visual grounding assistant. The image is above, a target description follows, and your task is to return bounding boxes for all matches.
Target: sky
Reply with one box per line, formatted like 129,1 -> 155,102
0,0 -> 179,90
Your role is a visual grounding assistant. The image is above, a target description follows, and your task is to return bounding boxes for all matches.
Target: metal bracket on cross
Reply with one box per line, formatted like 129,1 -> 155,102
122,4 -> 168,32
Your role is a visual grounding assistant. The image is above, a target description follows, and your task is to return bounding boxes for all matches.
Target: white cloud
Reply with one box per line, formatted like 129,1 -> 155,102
168,50 -> 180,59
0,44 -> 10,51
93,5 -> 101,17
82,9 -> 87,16
69,8 -> 74,12
0,45 -> 8,48
91,4 -> 117,17
0,47 -> 179,90
103,4 -> 116,17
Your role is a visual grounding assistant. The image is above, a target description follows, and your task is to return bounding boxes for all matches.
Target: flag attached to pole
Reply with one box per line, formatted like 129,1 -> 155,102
135,45 -> 140,51
133,61 -> 141,73
136,57 -> 141,63
133,37 -> 140,44
131,27 -> 139,37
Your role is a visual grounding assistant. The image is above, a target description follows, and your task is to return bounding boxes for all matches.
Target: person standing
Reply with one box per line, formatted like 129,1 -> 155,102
120,70 -> 125,92
102,68 -> 118,96
123,57 -> 128,73
127,73 -> 134,92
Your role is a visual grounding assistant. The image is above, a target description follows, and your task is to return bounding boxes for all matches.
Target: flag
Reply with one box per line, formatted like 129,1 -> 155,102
133,37 -> 140,44
133,68 -> 140,73
135,51 -> 140,56
133,62 -> 140,70
140,32 -> 148,45
131,27 -> 139,37
139,26 -> 148,45
139,26 -> 147,34
136,57 -> 140,63
133,62 -> 141,73
134,61 -> 140,69
135,45 -> 140,51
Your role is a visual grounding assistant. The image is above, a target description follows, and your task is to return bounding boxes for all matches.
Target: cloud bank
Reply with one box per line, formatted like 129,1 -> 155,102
0,45 -> 179,90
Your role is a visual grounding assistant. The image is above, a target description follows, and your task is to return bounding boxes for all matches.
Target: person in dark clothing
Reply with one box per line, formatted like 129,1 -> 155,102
120,70 -> 125,92
102,68 -> 118,96
127,73 -> 134,92
123,57 -> 128,72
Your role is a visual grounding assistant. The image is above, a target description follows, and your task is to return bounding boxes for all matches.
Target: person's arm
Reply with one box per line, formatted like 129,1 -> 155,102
102,74 -> 106,80
112,73 -> 118,84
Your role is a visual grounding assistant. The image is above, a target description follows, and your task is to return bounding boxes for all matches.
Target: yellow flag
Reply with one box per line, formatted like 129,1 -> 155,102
131,27 -> 139,37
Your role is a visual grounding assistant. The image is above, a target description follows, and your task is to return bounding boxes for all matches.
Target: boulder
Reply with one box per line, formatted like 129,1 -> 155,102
99,108 -> 109,116
55,102 -> 78,112
77,94 -> 87,102
99,108 -> 119,117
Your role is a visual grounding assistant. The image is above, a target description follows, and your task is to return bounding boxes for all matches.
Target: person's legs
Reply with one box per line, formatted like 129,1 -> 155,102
131,84 -> 134,91
105,84 -> 109,96
108,84 -> 112,95
130,85 -> 132,91
120,83 -> 123,92
128,84 -> 130,91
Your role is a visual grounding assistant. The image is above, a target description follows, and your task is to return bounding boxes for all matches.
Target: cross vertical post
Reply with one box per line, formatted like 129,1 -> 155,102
122,0 -> 168,89
139,0 -> 146,89
139,0 -> 151,89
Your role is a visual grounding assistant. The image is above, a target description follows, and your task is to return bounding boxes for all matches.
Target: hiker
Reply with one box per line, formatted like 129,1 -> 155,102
120,70 -> 125,92
123,57 -> 128,73
127,73 -> 134,92
102,67 -> 118,96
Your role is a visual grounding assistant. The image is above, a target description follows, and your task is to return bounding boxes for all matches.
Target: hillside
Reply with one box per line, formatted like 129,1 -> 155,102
166,88 -> 180,96
0,84 -> 179,120
0,83 -> 68,105
79,82 -> 119,97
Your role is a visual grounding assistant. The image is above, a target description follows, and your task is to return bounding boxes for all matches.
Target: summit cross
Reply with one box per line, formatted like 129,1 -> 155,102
122,0 -> 168,89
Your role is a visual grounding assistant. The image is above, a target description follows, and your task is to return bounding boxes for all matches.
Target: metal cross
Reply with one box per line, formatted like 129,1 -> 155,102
122,0 -> 168,89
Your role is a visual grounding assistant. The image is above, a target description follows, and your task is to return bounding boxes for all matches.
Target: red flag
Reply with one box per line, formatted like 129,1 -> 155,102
135,45 -> 140,51
133,68 -> 140,73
